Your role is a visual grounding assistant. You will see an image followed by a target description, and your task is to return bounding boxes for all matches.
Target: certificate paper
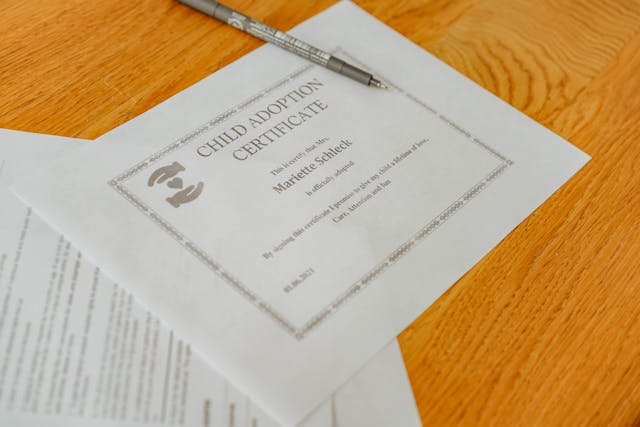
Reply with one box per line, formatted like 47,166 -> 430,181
12,1 -> 589,424
0,129 -> 421,426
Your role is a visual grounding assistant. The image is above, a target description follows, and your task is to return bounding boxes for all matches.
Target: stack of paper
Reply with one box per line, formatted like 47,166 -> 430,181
1,1 -> 589,426
0,130 -> 421,427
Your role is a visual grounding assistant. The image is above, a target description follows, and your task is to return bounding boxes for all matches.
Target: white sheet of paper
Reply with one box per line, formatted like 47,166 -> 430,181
0,128 -> 421,427
11,1 -> 589,424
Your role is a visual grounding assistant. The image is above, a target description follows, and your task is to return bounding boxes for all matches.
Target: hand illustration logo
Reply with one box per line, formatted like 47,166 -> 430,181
148,161 -> 204,208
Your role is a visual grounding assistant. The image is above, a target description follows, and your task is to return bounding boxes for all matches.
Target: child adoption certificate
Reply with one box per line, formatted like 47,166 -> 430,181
12,1 -> 589,425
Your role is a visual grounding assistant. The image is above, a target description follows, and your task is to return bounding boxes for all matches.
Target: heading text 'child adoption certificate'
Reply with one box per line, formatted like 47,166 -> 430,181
13,2 -> 589,425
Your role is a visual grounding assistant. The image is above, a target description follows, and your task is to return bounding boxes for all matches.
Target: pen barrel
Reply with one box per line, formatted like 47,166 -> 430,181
178,0 -> 375,86
212,3 -> 332,67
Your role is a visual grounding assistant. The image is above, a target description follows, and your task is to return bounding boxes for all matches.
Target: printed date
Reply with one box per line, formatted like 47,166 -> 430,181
283,268 -> 315,293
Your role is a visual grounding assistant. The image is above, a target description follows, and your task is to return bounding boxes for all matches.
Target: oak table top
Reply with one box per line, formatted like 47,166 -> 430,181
2,0 -> 639,425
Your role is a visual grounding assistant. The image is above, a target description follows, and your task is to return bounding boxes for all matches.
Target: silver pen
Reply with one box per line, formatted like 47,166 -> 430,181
177,0 -> 387,89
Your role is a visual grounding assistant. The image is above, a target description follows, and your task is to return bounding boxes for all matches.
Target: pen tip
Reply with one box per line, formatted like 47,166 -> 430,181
370,78 -> 388,89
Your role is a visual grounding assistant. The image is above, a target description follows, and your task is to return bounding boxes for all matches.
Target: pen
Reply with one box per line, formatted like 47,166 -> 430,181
177,0 -> 387,89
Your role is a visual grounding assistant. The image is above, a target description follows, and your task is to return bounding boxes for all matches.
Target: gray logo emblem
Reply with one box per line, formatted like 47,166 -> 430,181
228,17 -> 245,30
148,161 -> 204,208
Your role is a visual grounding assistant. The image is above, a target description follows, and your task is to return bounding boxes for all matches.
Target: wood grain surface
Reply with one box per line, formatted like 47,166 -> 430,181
2,0 -> 639,425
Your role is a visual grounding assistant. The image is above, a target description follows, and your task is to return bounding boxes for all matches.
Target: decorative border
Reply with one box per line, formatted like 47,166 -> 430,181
109,50 -> 512,340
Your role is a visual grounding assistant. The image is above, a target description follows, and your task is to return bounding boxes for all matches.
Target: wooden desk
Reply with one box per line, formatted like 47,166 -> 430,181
2,0 -> 639,424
